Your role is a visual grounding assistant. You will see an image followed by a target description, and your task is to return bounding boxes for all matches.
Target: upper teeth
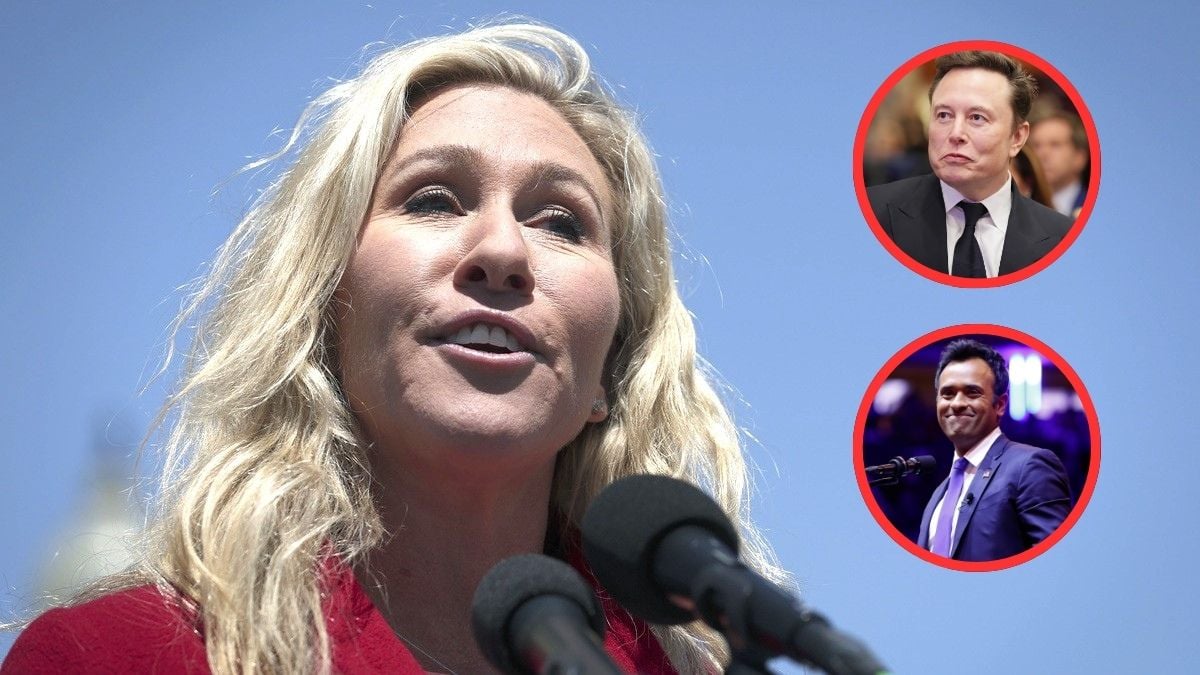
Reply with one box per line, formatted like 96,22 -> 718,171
449,323 -> 522,352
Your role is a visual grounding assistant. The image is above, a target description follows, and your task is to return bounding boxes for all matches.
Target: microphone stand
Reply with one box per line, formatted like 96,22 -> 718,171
864,457 -> 905,486
689,555 -> 777,675
675,531 -> 887,675
725,647 -> 776,675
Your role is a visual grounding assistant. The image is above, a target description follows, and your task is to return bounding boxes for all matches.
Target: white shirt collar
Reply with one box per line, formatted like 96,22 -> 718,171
957,426 -> 1003,469
939,175 -> 1014,234
1052,179 -> 1083,216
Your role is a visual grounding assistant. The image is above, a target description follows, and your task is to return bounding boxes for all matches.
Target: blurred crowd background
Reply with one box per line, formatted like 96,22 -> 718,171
863,55 -> 1092,220
862,334 -> 1093,544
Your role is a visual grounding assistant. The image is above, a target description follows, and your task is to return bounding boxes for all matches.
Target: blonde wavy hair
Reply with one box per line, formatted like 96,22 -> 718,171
118,22 -> 787,673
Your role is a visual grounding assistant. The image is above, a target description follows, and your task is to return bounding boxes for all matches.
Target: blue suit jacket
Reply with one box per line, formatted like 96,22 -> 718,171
916,434 -> 1072,562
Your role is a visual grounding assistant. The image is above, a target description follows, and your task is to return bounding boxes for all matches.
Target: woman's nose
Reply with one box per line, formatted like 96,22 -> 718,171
453,208 -> 535,295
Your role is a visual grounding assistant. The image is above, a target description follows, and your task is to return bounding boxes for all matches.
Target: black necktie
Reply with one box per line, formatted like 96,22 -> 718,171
951,201 -> 988,278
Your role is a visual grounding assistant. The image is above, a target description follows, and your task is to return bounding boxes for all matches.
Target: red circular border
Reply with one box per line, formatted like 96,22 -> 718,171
852,324 -> 1101,572
853,40 -> 1102,288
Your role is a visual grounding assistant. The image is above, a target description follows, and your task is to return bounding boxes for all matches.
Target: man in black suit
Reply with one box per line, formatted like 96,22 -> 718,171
868,51 -> 1073,278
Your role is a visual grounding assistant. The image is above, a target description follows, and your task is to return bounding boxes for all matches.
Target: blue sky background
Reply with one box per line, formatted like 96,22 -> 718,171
2,2 -> 1196,673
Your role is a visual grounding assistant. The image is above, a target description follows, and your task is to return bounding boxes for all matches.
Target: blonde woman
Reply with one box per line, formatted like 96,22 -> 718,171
3,23 -> 786,674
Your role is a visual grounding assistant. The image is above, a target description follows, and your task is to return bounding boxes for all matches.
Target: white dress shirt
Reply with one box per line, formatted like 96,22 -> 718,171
1052,180 -> 1083,217
927,426 -> 1003,549
939,178 -> 1014,278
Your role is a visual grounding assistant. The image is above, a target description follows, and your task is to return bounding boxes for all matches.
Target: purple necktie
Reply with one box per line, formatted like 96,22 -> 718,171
931,457 -> 969,557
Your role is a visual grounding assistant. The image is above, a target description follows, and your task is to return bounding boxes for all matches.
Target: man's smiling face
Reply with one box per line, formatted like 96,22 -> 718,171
936,357 -> 1007,453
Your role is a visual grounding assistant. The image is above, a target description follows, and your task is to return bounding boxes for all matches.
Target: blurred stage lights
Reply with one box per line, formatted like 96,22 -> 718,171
872,354 -> 1080,422
1008,353 -> 1043,421
872,379 -> 912,416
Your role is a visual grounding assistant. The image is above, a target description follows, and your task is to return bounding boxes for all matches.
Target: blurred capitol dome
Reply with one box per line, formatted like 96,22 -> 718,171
36,414 -> 143,605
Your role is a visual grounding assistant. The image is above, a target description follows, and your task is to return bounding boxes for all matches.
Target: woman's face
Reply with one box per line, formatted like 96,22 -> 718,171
336,85 -> 620,470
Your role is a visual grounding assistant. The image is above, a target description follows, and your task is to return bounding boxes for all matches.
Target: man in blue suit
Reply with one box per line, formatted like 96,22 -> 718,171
917,340 -> 1071,562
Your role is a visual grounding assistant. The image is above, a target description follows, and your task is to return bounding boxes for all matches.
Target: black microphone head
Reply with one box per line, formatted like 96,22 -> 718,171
471,553 -> 605,674
911,455 -> 937,475
581,474 -> 739,625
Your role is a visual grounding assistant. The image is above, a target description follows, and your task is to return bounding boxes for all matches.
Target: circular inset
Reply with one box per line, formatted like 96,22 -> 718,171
854,41 -> 1101,287
854,324 -> 1100,572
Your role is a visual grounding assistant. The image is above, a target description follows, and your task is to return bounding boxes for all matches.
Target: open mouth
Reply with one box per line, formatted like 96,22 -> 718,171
446,322 -> 525,355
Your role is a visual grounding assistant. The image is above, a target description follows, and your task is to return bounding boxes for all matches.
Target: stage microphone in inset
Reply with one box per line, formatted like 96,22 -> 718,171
471,554 -> 621,675
864,455 -> 937,486
581,474 -> 889,675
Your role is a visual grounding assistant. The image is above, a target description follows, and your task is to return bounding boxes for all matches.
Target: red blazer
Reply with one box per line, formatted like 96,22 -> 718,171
2,556 -> 677,674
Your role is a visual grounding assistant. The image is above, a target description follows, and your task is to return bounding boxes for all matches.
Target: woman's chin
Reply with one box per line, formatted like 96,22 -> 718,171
366,404 -> 584,475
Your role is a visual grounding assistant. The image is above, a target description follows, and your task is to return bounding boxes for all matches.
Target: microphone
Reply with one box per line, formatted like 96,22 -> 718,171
471,553 -> 621,675
581,475 -> 889,675
864,455 -> 936,486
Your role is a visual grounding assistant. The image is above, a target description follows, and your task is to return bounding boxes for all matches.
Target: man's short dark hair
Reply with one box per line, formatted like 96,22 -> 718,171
929,51 -> 1038,127
1034,110 -> 1089,154
935,339 -> 1009,397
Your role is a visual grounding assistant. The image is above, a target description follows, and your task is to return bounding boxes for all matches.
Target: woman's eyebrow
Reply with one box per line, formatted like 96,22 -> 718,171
384,144 -> 481,181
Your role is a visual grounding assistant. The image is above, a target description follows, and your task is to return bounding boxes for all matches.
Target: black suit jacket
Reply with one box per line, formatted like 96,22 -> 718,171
867,174 -> 1073,275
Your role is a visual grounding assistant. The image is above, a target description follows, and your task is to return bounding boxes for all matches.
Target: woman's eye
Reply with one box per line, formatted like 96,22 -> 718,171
405,188 -> 460,215
537,207 -> 584,242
